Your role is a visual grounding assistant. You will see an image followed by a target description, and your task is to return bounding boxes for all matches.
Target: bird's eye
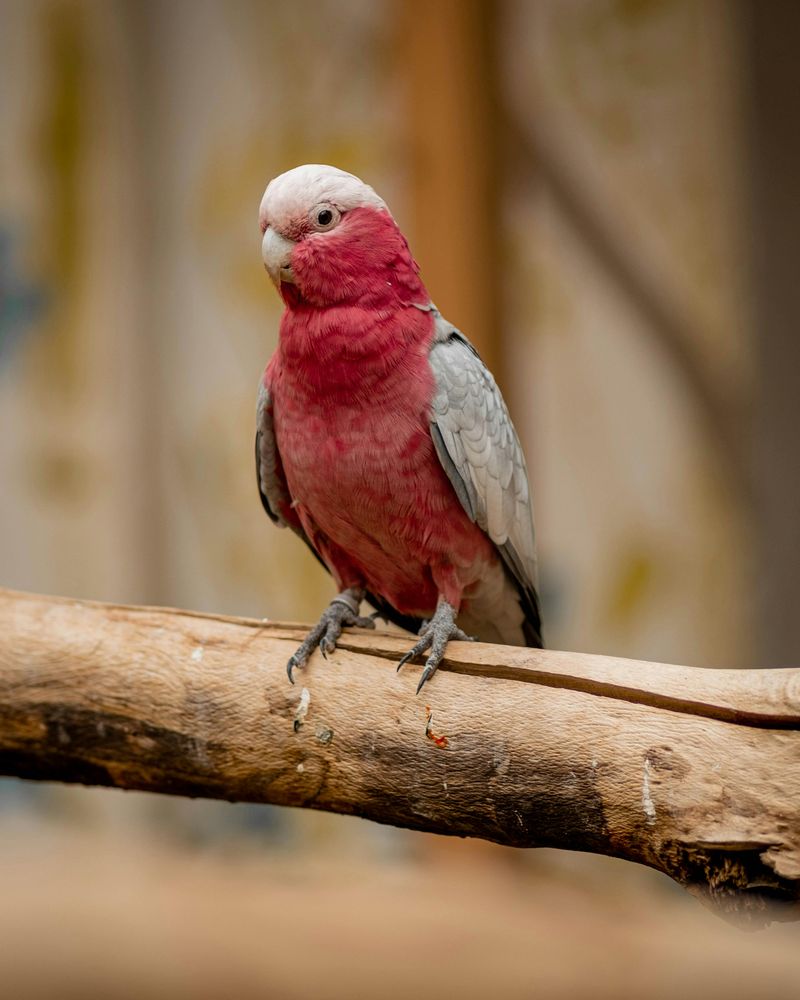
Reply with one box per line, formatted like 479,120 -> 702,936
310,204 -> 340,231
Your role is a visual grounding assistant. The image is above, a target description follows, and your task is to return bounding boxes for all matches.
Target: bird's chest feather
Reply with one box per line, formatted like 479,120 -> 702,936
275,369 -> 438,532
268,306 -> 483,594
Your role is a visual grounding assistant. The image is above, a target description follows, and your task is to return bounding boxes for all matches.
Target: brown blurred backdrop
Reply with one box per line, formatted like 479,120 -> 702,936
1,1 -> 799,997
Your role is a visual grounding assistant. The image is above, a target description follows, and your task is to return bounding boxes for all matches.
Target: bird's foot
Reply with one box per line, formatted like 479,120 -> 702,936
286,589 -> 374,683
396,601 -> 475,694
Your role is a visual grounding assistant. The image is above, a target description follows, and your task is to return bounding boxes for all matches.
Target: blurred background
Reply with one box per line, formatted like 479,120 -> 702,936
1,0 -> 799,996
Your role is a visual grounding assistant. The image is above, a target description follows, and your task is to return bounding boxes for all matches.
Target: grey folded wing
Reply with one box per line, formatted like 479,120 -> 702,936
256,380 -> 294,527
427,310 -> 543,646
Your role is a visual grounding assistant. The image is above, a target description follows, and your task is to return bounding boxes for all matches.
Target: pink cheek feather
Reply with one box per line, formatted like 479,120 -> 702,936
290,207 -> 424,308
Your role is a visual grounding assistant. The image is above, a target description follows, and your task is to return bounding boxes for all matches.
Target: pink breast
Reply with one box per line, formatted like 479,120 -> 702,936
275,371 -> 493,616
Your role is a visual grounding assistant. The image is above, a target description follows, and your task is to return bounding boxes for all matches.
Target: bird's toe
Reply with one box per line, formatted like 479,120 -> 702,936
286,653 -> 301,684
350,614 -> 377,630
397,632 -> 433,673
415,659 -> 440,694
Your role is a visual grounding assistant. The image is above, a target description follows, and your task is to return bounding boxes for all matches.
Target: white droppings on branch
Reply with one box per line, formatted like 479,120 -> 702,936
293,687 -> 311,731
642,758 -> 657,826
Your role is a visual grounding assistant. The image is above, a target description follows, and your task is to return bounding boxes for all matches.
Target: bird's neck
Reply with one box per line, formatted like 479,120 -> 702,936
277,300 -> 434,398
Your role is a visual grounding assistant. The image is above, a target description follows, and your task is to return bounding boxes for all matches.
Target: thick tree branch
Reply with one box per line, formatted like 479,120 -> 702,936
1,588 -> 798,926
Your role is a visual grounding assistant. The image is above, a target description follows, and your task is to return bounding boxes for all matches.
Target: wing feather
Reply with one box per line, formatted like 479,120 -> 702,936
426,309 -> 543,646
256,380 -> 293,526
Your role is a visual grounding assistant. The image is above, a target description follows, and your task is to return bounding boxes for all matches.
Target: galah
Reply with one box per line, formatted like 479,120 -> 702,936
256,164 -> 542,693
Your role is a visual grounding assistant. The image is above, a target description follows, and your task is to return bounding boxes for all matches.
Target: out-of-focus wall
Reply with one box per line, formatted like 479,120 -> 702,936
0,0 -> 152,603
505,0 -> 751,668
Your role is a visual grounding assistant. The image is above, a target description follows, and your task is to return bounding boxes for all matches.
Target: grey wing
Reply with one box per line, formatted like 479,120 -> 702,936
427,310 -> 543,647
256,380 -> 294,527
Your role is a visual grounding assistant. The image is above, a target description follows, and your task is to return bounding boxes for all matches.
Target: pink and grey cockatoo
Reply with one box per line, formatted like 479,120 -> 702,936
256,164 -> 542,693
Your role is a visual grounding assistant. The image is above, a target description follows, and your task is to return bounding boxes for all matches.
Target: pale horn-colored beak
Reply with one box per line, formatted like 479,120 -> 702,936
261,226 -> 296,287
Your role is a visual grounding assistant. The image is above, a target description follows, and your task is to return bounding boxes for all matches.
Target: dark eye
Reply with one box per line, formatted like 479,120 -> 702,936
310,204 -> 340,231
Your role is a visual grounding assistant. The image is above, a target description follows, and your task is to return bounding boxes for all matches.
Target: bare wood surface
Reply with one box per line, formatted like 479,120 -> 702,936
1,587 -> 799,926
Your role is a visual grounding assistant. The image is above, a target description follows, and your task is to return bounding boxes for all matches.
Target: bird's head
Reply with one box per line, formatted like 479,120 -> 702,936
259,164 -> 422,308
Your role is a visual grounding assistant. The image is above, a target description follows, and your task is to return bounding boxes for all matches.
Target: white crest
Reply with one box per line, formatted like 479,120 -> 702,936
259,164 -> 389,231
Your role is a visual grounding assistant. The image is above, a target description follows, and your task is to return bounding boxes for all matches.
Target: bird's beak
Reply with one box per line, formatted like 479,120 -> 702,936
261,226 -> 296,288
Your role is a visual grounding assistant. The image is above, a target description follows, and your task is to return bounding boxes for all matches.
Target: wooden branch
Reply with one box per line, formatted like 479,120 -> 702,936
1,588 -> 798,926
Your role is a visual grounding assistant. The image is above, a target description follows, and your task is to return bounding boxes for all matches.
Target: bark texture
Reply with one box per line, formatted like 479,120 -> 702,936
1,588 -> 799,926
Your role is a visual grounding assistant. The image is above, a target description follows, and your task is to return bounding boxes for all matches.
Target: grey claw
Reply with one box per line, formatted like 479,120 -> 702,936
396,652 -> 412,673
284,588 -> 370,684
397,633 -> 430,673
398,600 -> 464,693
416,665 -> 434,694
320,627 -> 340,657
451,627 -> 475,642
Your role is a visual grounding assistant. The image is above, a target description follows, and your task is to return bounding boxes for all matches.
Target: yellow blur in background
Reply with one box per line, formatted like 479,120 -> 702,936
1,1 -> 799,997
